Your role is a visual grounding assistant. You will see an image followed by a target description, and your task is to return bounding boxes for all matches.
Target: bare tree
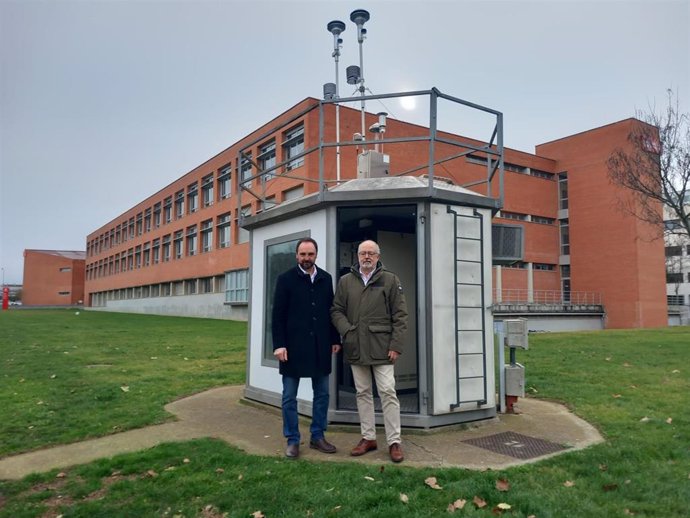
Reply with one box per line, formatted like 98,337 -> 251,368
607,89 -> 690,239
665,252 -> 684,299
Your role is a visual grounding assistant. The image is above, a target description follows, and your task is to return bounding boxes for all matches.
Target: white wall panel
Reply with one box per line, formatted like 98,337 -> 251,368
247,209 -> 330,402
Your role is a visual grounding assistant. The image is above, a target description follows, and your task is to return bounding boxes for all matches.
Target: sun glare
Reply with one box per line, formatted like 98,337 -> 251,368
399,96 -> 416,111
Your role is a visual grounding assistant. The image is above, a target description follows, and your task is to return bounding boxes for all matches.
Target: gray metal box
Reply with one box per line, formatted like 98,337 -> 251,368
492,224 -> 524,265
504,317 -> 528,349
357,150 -> 390,178
505,363 -> 525,397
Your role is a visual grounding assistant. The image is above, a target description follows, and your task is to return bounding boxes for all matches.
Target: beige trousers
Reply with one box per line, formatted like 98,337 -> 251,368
350,363 -> 401,446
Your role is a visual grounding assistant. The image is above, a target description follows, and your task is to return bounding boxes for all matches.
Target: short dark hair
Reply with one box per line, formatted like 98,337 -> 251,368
296,237 -> 318,254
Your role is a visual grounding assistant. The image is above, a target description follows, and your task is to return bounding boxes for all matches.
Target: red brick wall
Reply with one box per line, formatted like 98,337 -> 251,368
536,120 -> 667,328
23,250 -> 85,306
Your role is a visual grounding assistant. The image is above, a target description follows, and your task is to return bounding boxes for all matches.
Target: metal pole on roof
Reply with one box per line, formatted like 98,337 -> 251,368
327,20 -> 346,182
428,88 -> 438,196
350,9 -> 370,139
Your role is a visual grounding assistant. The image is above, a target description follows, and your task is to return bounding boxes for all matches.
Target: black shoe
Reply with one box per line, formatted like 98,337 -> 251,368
309,437 -> 337,454
285,443 -> 299,459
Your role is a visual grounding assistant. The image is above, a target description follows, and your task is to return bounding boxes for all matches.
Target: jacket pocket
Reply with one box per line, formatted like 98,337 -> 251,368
368,324 -> 392,360
343,329 -> 360,362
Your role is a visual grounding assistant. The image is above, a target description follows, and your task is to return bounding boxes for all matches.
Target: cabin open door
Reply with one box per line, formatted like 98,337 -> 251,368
334,205 -> 419,415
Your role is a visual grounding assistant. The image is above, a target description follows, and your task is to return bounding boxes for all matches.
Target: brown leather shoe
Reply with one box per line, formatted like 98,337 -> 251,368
350,438 -> 378,456
285,443 -> 299,459
310,437 -> 337,454
389,442 -> 404,463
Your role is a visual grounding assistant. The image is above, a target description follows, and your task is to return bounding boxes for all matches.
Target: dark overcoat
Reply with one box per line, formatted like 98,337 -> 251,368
272,265 -> 341,378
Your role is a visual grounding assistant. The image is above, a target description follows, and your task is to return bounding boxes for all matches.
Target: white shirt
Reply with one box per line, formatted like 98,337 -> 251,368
299,265 -> 316,283
359,268 -> 374,286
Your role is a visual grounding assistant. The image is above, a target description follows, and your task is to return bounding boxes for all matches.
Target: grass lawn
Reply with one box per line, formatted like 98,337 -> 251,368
0,310 -> 688,517
0,309 -> 246,456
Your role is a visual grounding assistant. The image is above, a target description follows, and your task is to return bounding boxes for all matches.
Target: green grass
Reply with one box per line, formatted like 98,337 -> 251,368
0,309 -> 246,456
0,310 -> 689,517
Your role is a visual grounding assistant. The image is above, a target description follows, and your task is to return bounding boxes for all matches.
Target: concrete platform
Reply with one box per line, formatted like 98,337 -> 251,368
0,385 -> 603,480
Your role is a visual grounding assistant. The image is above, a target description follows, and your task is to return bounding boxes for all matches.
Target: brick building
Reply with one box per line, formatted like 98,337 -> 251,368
22,249 -> 85,306
84,94 -> 667,329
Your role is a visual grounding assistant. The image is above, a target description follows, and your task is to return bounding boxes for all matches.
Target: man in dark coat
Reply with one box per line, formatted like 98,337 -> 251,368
272,237 -> 341,459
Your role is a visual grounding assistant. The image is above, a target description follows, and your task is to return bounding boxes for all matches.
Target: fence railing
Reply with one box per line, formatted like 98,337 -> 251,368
493,289 -> 602,305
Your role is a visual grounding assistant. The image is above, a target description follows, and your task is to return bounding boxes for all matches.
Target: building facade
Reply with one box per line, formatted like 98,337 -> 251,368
84,96 -> 667,329
22,249 -> 85,306
665,202 -> 690,325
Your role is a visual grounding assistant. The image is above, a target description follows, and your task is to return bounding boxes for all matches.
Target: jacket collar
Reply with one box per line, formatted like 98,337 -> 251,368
350,261 -> 383,279
295,264 -> 322,281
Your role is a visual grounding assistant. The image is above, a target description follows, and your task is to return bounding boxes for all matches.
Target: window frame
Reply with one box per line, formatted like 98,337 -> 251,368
558,173 -> 569,210
202,174 -> 214,207
187,182 -> 199,214
173,230 -> 184,259
201,219 -> 213,252
218,166 -> 232,201
217,213 -> 231,249
186,225 -> 198,256
258,139 -> 277,183
240,152 -> 253,187
225,269 -> 249,304
174,190 -> 185,219
283,124 -> 305,171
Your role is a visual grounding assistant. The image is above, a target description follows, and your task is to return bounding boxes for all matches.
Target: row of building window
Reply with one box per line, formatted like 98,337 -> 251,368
86,214 -> 240,280
91,265 -> 616,308
465,154 -> 555,180
665,245 -> 690,256
499,174 -> 570,256
498,211 -> 556,225
85,185 -> 306,279
87,176 -> 229,257
665,219 -> 686,231
87,124 -> 305,258
667,294 -> 688,305
502,262 -> 556,271
89,270 -> 249,306
666,272 -> 689,284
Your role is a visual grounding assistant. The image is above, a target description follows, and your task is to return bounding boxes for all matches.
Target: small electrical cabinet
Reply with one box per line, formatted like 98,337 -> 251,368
505,363 -> 525,397
501,318 -> 528,410
505,318 -> 528,349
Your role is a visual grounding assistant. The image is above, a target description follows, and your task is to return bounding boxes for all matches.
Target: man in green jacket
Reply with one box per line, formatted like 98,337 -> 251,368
331,239 -> 408,463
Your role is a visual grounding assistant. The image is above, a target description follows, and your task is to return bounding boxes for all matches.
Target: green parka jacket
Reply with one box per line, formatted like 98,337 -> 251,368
330,262 -> 408,366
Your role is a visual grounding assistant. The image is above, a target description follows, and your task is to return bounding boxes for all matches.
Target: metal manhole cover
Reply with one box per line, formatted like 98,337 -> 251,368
462,431 -> 567,459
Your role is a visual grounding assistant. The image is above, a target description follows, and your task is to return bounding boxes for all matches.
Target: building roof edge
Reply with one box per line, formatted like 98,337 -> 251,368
536,117 -> 654,148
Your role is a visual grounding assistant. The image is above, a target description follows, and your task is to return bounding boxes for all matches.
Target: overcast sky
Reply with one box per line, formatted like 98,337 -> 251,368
1,0 -> 688,285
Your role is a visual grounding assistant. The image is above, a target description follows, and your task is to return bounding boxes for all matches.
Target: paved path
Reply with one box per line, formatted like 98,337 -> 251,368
0,386 -> 603,480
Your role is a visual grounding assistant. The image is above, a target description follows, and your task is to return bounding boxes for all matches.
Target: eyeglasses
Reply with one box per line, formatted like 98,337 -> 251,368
358,251 -> 379,257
